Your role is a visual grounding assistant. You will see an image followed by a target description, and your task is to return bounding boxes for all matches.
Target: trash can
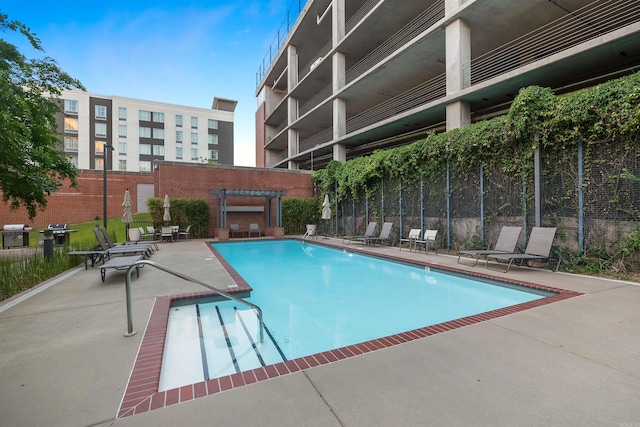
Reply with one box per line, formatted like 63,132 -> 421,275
43,229 -> 54,261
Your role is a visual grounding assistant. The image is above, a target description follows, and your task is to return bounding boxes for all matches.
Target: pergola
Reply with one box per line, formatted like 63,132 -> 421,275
210,189 -> 287,229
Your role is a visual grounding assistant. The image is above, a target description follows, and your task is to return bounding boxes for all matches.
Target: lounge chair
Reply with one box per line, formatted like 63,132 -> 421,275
92,227 -> 153,258
359,222 -> 393,246
303,224 -> 317,240
485,227 -> 559,272
178,225 -> 192,241
100,255 -> 144,282
229,224 -> 243,238
98,225 -> 157,252
248,223 -> 262,237
342,221 -> 377,244
399,228 -> 421,251
457,226 -> 522,267
415,229 -> 438,254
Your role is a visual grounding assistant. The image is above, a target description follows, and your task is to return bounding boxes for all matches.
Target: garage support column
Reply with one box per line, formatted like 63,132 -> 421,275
287,45 -> 299,170
445,18 -> 471,131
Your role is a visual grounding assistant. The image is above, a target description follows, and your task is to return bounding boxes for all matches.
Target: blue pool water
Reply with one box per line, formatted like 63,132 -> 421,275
210,240 -> 547,360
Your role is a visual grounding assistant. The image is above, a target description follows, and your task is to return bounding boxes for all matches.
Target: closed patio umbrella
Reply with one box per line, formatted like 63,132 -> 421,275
122,188 -> 133,240
322,194 -> 331,236
163,194 -> 171,224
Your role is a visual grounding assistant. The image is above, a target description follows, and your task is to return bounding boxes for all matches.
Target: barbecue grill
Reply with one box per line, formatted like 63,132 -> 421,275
48,224 -> 71,245
1,224 -> 32,248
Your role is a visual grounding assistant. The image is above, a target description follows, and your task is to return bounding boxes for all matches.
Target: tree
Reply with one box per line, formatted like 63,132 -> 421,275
0,13 -> 84,219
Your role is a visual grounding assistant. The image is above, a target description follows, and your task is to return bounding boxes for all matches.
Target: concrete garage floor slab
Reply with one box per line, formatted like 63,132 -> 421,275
1,238 -> 639,427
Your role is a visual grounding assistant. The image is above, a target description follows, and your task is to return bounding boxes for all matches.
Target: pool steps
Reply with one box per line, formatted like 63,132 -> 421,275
159,301 -> 284,392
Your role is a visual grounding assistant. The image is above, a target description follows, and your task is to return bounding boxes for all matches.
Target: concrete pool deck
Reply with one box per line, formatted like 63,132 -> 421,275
1,237 -> 639,426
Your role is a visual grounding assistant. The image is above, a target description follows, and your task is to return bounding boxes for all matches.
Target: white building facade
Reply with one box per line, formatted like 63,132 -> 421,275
57,89 -> 237,172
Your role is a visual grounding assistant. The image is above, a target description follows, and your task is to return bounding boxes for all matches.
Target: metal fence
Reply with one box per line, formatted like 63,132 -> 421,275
324,139 -> 640,256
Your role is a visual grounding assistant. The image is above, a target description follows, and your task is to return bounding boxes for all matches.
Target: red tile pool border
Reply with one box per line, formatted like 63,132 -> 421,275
117,240 -> 582,418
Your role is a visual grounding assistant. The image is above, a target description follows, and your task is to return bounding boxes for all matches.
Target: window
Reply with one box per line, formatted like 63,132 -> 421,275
208,134 -> 218,145
95,123 -> 107,137
191,148 -> 198,160
191,132 -> 198,144
139,127 -> 151,138
139,144 -> 151,155
68,154 -> 78,168
153,112 -> 165,123
176,130 -> 183,143
152,128 -> 165,139
118,159 -> 127,171
208,149 -> 218,160
191,116 -> 198,129
153,145 -> 165,156
63,136 -> 78,150
208,119 -> 218,129
118,141 -> 127,155
64,117 -> 78,133
95,105 -> 107,119
118,107 -> 127,120
95,141 -> 105,154
64,99 -> 78,114
118,124 -> 127,138
139,161 -> 152,172
175,114 -> 183,127
95,158 -> 104,170
139,110 -> 151,121
176,146 -> 183,159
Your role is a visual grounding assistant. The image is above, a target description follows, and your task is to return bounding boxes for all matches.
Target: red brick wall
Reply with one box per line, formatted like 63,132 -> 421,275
0,170 -> 153,228
155,162 -> 313,237
0,163 -> 313,235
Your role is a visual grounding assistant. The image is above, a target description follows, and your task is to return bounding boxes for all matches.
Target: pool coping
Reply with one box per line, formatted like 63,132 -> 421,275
117,239 -> 582,418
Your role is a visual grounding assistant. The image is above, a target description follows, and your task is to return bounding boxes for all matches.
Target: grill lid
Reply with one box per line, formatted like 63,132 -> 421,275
48,224 -> 68,230
3,224 -> 27,231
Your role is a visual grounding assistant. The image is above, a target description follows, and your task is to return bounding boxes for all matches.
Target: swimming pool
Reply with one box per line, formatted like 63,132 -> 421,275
158,240 -> 549,391
212,240 -> 548,358
118,239 -> 581,417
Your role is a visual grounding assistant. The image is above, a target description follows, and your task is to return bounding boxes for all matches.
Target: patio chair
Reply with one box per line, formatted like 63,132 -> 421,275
485,227 -> 559,272
178,225 -> 192,241
248,223 -> 261,237
415,229 -> 438,254
359,222 -> 393,246
229,224 -> 243,238
342,221 -> 377,244
399,228 -> 421,251
160,226 -> 174,242
303,224 -> 317,240
457,226 -> 522,267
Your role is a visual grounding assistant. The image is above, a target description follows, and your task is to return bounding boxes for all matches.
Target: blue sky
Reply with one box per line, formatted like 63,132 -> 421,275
2,0 -> 294,167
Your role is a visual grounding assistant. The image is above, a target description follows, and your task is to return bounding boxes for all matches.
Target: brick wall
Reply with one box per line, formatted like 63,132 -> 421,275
0,170 -> 154,228
155,162 -> 313,237
0,163 -> 313,236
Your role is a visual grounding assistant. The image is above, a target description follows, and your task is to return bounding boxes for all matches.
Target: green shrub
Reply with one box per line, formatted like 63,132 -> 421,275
282,197 -> 322,234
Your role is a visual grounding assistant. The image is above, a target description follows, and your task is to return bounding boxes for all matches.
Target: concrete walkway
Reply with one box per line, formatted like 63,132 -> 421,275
1,238 -> 639,426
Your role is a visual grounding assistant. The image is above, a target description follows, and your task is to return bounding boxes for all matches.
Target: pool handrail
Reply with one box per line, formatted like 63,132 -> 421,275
124,259 -> 264,343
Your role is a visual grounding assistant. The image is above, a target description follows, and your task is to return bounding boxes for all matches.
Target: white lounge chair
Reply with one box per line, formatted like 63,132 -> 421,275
303,224 -> 317,240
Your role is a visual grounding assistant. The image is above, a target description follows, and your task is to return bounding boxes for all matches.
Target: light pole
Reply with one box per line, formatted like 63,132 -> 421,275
103,144 -> 114,229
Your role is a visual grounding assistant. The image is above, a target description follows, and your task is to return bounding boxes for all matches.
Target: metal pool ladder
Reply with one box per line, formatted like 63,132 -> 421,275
124,259 -> 264,342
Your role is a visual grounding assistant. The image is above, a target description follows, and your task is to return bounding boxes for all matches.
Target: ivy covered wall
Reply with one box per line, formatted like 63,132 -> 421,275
312,72 -> 640,271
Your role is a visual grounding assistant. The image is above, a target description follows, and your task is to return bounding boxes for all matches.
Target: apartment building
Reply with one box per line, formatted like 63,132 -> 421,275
255,0 -> 640,170
57,89 -> 237,172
